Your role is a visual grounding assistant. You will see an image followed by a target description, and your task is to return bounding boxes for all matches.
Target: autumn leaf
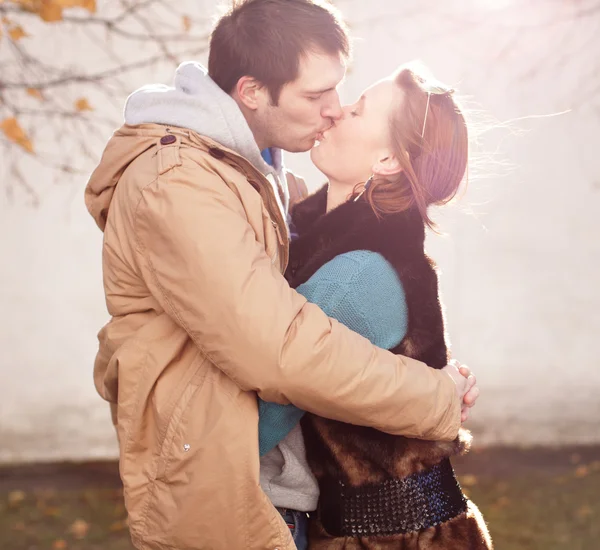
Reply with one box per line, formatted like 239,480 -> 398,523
8,24 -> 27,41
12,521 -> 26,531
52,540 -> 67,550
182,15 -> 191,32
575,504 -> 593,520
39,2 -> 64,22
26,88 -> 44,100
69,518 -> 90,539
490,495 -> 510,511
74,98 -> 93,112
1,118 -> 34,153
109,519 -> 128,532
54,0 -> 96,12
575,465 -> 590,478
460,474 -> 477,487
7,489 -> 26,506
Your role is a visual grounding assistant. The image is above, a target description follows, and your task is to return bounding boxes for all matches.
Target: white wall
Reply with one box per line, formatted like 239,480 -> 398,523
1,0 -> 599,463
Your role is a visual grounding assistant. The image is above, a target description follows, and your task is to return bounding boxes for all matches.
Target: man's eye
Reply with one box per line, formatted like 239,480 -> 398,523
350,110 -> 359,117
307,96 -> 321,101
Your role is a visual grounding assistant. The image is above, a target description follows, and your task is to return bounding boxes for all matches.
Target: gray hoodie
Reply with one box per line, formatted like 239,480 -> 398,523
124,61 -> 319,512
125,61 -> 289,216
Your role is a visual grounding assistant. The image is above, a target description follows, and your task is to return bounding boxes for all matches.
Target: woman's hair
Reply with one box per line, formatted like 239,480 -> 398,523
358,64 -> 469,229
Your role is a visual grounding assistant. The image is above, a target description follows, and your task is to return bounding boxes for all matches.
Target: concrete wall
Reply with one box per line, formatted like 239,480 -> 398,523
1,0 -> 598,463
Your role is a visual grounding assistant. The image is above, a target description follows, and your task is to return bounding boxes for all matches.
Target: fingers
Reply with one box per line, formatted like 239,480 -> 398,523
461,407 -> 470,423
463,385 -> 480,406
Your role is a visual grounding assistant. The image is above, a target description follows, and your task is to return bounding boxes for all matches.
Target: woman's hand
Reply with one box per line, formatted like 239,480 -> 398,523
442,360 -> 479,423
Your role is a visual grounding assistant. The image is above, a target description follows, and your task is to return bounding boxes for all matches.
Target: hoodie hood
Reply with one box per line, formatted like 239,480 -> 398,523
125,61 -> 285,183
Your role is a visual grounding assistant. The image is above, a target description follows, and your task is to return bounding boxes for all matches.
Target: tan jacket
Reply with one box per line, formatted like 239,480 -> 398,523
85,124 -> 460,550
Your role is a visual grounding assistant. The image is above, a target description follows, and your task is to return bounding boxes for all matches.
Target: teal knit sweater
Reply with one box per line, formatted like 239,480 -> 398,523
258,250 -> 409,456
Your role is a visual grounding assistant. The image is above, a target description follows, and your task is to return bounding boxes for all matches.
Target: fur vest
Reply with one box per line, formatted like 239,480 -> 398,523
286,185 -> 492,548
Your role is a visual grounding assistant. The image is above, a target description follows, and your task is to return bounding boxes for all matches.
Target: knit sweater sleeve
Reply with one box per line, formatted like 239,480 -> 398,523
258,250 -> 409,456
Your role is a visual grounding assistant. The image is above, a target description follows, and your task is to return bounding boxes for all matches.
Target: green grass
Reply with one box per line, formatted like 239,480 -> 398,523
1,448 -> 599,549
461,464 -> 600,549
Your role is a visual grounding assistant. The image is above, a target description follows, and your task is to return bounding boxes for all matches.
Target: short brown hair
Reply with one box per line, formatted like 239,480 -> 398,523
209,0 -> 350,105
357,65 -> 469,230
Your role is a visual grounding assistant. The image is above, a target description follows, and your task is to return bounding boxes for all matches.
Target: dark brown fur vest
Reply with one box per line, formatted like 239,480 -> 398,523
286,186 -> 492,549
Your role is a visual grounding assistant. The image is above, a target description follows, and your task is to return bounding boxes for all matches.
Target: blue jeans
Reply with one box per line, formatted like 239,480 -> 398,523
277,507 -> 308,550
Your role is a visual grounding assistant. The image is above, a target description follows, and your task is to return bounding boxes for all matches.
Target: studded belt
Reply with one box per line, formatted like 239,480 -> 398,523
318,458 -> 467,537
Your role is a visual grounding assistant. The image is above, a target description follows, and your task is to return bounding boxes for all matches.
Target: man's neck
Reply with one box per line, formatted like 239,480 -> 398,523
231,94 -> 270,151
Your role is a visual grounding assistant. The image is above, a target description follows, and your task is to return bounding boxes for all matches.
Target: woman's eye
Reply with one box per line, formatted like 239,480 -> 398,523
350,110 -> 359,117
307,95 -> 321,101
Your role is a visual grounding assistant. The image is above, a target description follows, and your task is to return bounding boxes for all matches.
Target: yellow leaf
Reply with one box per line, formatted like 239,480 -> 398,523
43,506 -> 61,517
74,98 -> 93,111
575,505 -> 593,520
27,88 -> 44,100
69,518 -> 90,539
39,1 -> 64,22
82,0 -> 96,12
109,519 -> 128,532
182,15 -> 191,33
1,117 -> 34,153
460,474 -> 477,487
54,0 -> 96,12
8,25 -> 27,41
52,540 -> 67,550
8,490 -> 26,506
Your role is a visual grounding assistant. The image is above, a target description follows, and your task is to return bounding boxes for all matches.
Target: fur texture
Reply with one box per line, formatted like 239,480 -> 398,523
286,186 -> 492,549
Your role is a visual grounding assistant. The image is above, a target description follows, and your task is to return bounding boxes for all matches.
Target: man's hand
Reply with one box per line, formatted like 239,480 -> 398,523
442,360 -> 479,423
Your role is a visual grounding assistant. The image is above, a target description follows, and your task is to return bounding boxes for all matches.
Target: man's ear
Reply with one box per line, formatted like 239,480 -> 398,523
235,76 -> 267,111
372,151 -> 403,178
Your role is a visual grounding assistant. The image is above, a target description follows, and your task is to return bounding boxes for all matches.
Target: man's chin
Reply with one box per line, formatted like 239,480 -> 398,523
276,137 -> 317,154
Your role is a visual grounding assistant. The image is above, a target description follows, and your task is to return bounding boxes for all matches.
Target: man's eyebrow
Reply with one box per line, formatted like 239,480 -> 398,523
304,85 -> 337,95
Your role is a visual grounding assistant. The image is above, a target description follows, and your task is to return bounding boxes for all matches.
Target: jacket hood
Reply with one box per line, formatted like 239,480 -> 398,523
85,124 -> 163,231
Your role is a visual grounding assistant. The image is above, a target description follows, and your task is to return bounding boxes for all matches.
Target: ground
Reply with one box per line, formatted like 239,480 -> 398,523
1,445 -> 599,550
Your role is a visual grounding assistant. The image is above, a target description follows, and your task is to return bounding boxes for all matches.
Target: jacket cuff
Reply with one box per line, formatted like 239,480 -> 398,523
431,373 -> 461,441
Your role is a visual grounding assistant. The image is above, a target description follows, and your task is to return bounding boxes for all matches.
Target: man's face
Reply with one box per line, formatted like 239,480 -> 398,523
257,50 -> 346,153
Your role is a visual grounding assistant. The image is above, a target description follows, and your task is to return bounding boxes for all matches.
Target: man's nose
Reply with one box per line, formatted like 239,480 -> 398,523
321,94 -> 343,121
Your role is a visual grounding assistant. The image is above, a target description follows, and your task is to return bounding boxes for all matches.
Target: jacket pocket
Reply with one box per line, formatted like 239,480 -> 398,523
154,358 -> 209,481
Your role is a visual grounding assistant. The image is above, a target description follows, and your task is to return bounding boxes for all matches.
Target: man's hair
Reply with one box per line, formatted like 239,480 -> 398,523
209,0 -> 350,105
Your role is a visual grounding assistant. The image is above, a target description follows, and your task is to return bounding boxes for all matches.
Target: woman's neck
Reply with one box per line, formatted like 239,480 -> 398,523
326,179 -> 357,212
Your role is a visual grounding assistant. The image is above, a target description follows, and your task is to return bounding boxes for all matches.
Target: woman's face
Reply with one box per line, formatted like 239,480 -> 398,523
310,77 -> 402,185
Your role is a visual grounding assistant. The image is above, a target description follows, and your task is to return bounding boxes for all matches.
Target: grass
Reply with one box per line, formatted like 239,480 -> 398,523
1,446 -> 599,549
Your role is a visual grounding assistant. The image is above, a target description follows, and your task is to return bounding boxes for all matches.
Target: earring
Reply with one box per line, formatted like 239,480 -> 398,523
354,176 -> 373,202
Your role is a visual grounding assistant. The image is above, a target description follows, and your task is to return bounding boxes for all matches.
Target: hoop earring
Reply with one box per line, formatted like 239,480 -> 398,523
354,176 -> 373,202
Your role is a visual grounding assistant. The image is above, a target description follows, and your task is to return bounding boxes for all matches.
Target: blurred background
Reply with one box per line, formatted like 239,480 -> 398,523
0,0 -> 598,548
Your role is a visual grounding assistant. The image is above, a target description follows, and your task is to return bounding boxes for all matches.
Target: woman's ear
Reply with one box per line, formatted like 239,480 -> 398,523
235,76 -> 264,111
372,151 -> 403,178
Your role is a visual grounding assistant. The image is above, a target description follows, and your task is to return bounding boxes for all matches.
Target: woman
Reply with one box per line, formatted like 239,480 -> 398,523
259,64 -> 492,549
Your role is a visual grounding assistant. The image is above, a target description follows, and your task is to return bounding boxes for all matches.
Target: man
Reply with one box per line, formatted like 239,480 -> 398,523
85,1 -> 478,548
